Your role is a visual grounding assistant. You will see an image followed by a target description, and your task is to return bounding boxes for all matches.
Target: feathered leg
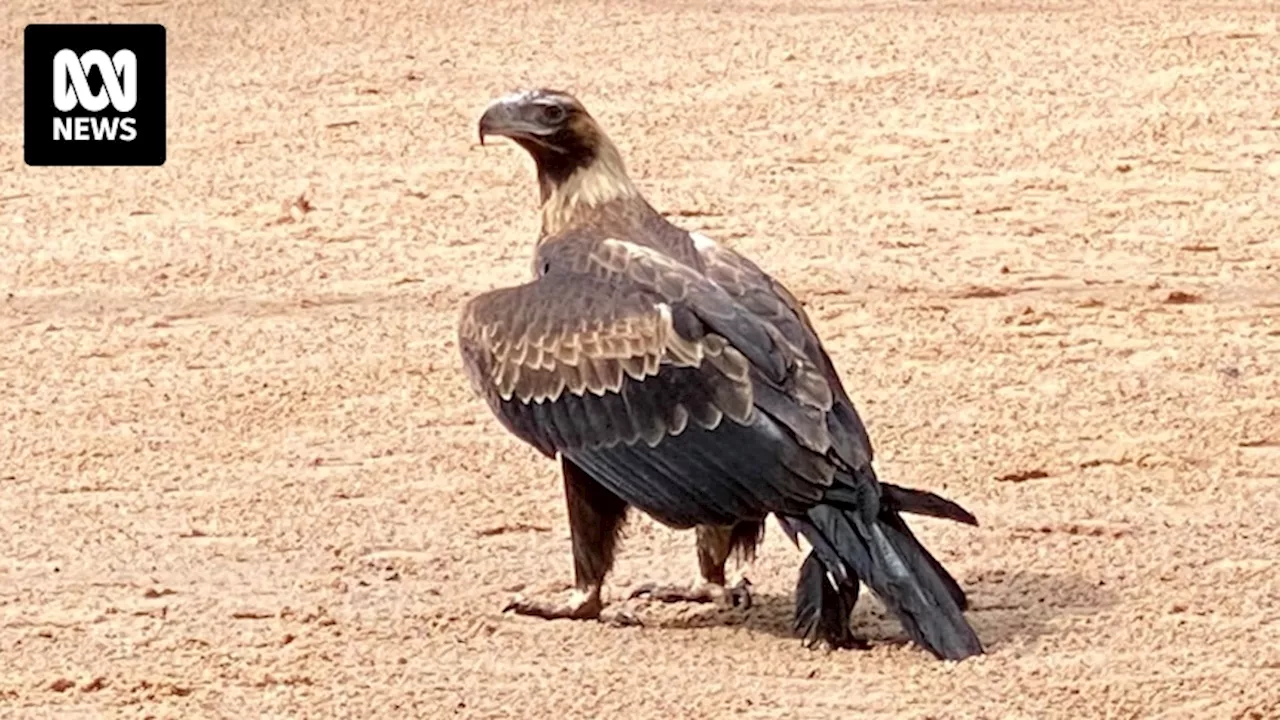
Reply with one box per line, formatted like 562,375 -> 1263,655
505,457 -> 632,623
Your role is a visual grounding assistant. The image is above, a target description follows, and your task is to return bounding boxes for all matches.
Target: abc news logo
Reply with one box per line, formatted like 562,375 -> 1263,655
53,49 -> 140,142
25,24 -> 166,166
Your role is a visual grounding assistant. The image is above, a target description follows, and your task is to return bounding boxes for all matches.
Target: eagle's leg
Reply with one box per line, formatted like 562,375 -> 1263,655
628,522 -> 758,609
504,457 -> 636,625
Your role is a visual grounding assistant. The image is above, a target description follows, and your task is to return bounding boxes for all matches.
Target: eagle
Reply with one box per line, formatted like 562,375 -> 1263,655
458,88 -> 985,660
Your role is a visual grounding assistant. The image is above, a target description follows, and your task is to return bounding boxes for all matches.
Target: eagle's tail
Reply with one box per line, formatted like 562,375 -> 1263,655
784,477 -> 984,661
878,482 -> 976,612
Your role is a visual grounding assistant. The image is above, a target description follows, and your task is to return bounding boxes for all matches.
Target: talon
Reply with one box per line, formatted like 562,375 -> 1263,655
820,635 -> 871,652
628,582 -> 711,604
605,607 -> 643,628
729,577 -> 754,610
628,582 -> 659,600
500,588 -> 603,621
626,580 -> 750,609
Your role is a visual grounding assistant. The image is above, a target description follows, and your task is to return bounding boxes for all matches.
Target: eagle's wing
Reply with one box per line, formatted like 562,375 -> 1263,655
690,233 -> 981,542
457,234 -> 859,526
690,233 -> 873,467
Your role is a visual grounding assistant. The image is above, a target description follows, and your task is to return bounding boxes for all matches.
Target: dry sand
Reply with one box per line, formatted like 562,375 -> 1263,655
2,0 -> 1279,717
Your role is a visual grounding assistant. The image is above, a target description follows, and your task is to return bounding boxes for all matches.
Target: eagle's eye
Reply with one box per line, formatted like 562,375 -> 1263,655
541,104 -> 566,124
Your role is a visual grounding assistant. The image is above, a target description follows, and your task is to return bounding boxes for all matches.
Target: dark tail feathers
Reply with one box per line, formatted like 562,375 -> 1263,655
881,482 -> 978,527
817,482 -> 974,609
879,484 -> 974,611
794,550 -> 862,649
787,498 -> 984,661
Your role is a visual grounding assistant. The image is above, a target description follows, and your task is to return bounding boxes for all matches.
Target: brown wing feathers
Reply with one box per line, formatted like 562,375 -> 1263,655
584,238 -> 799,391
693,238 -> 874,467
460,280 -> 670,404
457,233 -> 848,464
459,269 -> 747,457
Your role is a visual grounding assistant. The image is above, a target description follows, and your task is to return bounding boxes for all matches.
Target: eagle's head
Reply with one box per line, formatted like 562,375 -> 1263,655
477,88 -> 637,235
477,89 -> 612,184
479,89 -> 594,154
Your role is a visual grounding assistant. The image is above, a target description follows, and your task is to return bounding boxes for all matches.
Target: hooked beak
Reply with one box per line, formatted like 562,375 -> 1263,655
477,98 -> 553,147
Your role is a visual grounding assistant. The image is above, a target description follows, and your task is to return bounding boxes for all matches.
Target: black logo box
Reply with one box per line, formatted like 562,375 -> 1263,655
24,23 -> 166,167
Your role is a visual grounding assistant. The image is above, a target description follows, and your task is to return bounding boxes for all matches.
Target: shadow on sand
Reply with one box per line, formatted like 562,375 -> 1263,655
624,569 -> 1118,653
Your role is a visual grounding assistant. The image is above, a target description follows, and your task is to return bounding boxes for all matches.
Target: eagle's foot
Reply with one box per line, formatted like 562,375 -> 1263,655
628,577 -> 753,610
503,587 -> 603,621
800,627 -> 872,652
602,606 -> 643,628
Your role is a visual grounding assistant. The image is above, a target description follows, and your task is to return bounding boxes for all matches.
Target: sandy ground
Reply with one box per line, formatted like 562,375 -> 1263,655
2,0 -> 1279,717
